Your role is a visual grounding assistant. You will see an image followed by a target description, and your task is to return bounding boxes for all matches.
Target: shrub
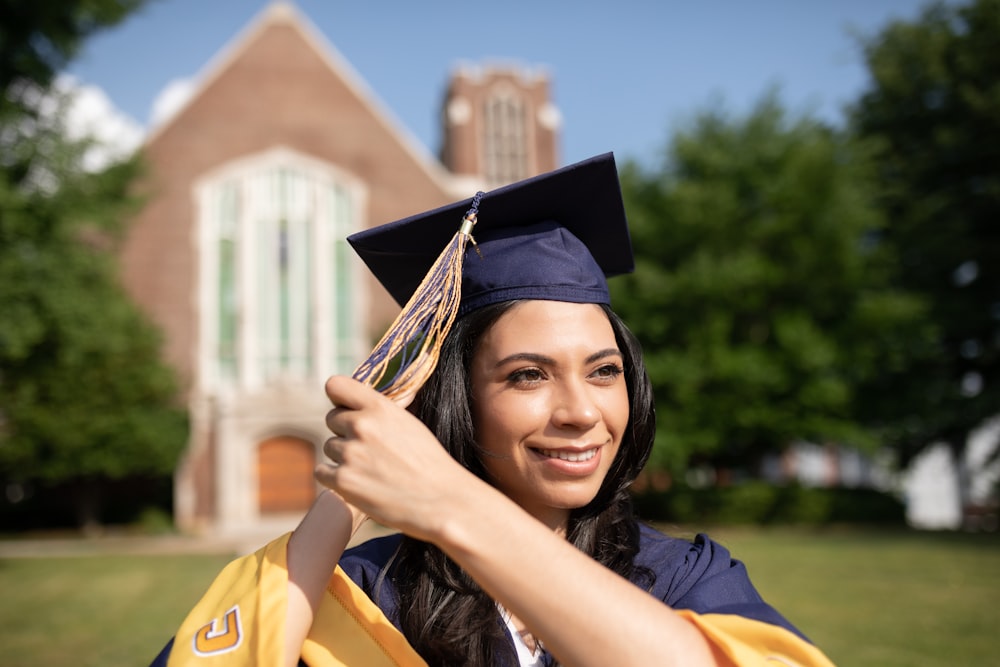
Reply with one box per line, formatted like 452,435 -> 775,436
632,482 -> 905,526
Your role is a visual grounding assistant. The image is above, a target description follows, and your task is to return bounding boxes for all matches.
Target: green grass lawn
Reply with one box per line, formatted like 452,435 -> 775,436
701,526 -> 1000,667
0,551 -> 234,666
0,527 -> 996,666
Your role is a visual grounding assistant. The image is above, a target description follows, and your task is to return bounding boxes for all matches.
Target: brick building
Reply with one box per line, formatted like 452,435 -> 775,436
123,2 -> 561,534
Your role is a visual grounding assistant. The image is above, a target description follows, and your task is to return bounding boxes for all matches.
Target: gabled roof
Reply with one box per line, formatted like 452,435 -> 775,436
144,0 -> 457,193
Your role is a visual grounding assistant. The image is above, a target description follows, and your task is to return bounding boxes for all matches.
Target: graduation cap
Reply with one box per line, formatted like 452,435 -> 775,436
348,152 -> 633,398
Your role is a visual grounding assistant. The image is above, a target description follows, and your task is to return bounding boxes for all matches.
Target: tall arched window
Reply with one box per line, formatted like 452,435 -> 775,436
196,149 -> 365,390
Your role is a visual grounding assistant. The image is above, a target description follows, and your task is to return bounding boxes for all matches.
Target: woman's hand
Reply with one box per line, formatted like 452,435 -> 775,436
315,375 -> 478,543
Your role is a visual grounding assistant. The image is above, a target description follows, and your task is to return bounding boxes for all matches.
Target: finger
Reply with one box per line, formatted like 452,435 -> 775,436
325,406 -> 354,435
314,461 -> 339,489
323,435 -> 347,464
325,375 -> 382,409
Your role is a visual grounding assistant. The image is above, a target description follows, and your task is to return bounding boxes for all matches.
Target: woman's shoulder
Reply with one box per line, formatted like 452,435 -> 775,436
635,523 -> 807,638
634,524 -> 755,604
339,533 -> 404,585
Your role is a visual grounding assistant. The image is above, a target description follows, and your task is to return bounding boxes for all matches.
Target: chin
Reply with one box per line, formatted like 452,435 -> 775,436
548,487 -> 603,511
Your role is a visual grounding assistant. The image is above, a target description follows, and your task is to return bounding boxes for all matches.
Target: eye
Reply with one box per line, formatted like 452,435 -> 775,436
590,363 -> 624,383
507,367 -> 546,386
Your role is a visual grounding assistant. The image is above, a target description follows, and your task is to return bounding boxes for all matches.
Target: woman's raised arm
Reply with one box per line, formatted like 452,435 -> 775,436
284,489 -> 367,667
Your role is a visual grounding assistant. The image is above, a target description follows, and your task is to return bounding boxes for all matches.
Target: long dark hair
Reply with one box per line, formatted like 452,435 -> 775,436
388,301 -> 656,666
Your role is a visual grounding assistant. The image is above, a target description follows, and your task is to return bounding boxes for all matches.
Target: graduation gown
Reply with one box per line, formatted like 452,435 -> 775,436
150,524 -> 836,666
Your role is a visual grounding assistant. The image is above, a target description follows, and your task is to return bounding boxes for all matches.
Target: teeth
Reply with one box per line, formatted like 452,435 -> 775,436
538,448 -> 597,462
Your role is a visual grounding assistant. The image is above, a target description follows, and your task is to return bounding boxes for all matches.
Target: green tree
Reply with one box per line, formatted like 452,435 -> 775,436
613,96 -> 928,477
851,0 -> 1000,501
0,0 -> 186,530
0,0 -> 145,118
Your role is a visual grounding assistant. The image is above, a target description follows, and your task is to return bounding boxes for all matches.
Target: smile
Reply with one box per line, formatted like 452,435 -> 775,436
536,448 -> 598,462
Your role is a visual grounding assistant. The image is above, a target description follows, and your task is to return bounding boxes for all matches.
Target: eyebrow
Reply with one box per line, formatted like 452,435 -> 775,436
494,348 -> 622,369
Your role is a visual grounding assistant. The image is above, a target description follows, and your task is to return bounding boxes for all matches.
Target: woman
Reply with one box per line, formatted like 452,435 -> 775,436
154,154 -> 835,667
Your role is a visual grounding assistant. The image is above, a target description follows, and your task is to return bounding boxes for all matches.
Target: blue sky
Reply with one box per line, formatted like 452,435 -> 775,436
66,0 -> 937,168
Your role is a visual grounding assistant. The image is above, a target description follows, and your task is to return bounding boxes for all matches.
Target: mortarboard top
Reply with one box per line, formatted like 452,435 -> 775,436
348,152 -> 634,317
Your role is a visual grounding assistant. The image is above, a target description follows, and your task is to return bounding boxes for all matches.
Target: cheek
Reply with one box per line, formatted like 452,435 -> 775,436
596,389 -> 631,484
605,388 -> 631,443
473,393 -> 547,454
471,396 -> 507,456
616,389 -> 631,425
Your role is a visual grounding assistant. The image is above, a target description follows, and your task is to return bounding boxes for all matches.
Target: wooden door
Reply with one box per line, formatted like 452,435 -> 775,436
257,436 -> 316,514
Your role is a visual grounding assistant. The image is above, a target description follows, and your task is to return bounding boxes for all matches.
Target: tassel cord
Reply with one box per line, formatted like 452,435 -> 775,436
350,193 -> 484,399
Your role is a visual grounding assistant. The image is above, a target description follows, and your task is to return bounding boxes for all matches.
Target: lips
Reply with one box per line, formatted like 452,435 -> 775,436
530,444 -> 605,478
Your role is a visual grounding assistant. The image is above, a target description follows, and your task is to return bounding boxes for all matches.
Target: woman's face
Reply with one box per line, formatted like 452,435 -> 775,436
469,300 -> 630,532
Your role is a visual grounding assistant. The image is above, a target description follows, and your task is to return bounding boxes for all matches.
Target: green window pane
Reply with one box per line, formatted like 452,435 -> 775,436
217,182 -> 239,381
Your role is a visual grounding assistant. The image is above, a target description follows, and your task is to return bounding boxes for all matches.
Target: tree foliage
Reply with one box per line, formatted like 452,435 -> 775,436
0,0 -> 185,527
0,0 -> 146,118
0,125 -> 187,484
850,0 -> 1000,467
613,96 -> 928,474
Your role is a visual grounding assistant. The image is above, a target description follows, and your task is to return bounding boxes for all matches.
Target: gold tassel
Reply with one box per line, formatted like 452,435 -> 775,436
352,205 -> 480,400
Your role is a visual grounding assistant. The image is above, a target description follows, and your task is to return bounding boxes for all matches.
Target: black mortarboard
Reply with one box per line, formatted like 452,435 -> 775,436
348,152 -> 633,317
347,152 -> 633,397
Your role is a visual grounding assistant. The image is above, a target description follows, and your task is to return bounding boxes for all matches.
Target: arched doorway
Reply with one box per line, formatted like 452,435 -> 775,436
257,436 -> 316,514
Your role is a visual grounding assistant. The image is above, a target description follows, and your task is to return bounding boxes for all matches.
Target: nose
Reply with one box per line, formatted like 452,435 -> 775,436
551,378 -> 600,430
